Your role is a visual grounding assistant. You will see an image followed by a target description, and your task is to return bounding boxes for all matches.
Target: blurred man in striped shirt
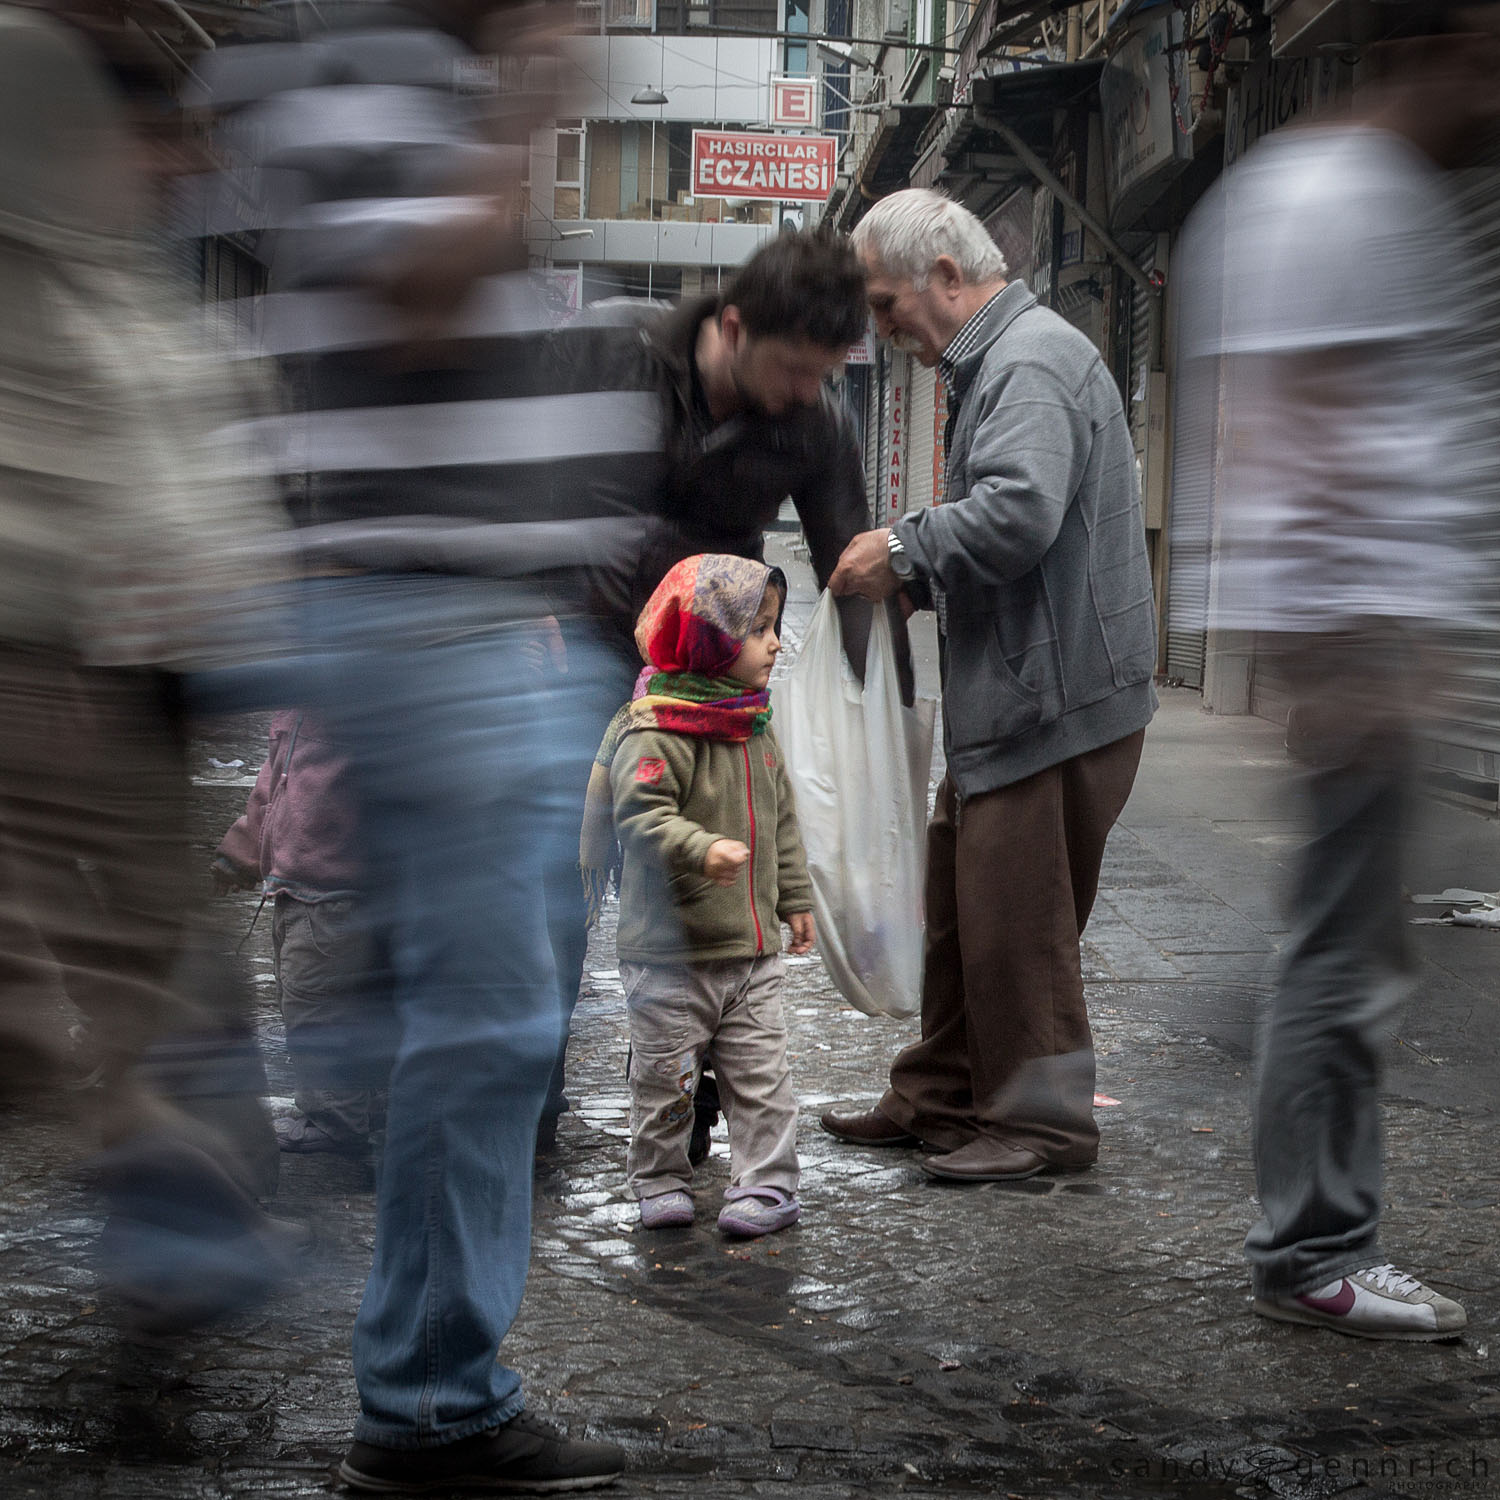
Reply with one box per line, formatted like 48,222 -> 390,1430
195,4 -> 631,1488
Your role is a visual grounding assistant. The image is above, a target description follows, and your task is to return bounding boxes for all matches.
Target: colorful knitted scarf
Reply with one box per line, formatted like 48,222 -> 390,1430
581,554 -> 786,927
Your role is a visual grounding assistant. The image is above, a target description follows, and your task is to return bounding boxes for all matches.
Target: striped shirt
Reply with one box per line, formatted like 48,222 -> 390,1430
191,7 -> 666,592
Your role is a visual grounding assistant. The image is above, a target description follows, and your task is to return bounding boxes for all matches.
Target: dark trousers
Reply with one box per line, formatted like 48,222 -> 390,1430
540,629 -> 636,1126
881,730 -> 1144,1160
1245,631 -> 1416,1295
0,647 -> 196,1135
273,894 -> 388,1144
0,645 -> 286,1311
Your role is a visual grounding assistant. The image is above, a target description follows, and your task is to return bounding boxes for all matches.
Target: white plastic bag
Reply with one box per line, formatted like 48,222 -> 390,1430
778,593 -> 935,1018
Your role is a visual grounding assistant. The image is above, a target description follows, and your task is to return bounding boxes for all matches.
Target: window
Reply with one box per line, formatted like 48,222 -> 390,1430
605,0 -> 653,25
713,0 -> 778,30
554,124 -> 584,220
785,0 -> 809,75
823,0 -> 852,136
582,263 -> 684,303
583,121 -> 774,224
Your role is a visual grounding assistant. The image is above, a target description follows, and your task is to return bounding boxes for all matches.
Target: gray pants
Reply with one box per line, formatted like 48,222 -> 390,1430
273,894 -> 386,1144
1245,633 -> 1416,1296
623,954 -> 798,1201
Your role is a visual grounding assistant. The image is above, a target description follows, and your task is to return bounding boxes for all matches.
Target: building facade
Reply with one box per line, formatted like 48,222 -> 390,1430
529,4 -> 868,309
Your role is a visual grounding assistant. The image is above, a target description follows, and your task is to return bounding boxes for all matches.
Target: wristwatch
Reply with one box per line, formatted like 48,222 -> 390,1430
886,528 -> 915,580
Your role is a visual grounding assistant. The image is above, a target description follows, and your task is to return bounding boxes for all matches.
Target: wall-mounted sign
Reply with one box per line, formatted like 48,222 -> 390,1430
886,355 -> 907,520
691,130 -> 837,203
845,323 -> 877,366
537,267 -> 582,323
769,76 -> 817,128
1224,56 -> 1348,166
1100,12 -> 1193,227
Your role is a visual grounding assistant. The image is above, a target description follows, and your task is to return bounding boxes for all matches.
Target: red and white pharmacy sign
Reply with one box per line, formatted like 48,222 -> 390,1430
691,130 -> 837,203
769,76 -> 817,128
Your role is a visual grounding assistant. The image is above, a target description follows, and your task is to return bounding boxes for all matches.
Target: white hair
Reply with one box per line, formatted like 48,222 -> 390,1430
850,188 -> 1009,290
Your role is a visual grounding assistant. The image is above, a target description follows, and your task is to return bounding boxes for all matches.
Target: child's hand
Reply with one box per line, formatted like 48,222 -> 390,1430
786,911 -> 815,955
703,839 -> 750,886
210,854 -> 255,896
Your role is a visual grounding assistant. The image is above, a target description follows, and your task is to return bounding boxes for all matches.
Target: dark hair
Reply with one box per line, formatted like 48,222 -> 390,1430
764,566 -> 788,632
720,230 -> 868,349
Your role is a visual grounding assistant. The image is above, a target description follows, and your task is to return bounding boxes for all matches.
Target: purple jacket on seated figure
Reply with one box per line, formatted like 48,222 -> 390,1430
216,711 -> 361,900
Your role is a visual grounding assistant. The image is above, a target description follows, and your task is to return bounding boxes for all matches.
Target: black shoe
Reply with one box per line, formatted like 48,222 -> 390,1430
94,1132 -> 310,1337
338,1409 -> 624,1493
687,1109 -> 714,1168
276,1114 -> 369,1157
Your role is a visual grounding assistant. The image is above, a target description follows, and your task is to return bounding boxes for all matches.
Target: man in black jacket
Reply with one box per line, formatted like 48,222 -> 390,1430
550,231 -> 892,670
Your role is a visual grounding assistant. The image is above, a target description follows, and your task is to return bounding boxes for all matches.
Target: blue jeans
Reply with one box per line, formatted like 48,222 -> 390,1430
216,576 -> 609,1446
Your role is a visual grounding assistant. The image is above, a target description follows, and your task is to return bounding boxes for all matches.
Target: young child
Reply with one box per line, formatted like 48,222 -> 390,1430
587,554 -> 815,1237
213,711 -> 382,1157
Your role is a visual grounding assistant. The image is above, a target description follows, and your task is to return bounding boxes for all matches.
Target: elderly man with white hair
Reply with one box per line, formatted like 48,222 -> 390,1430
824,189 -> 1157,1182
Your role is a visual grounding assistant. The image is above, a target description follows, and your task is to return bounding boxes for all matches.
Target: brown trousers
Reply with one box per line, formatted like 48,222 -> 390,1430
880,729 -> 1144,1161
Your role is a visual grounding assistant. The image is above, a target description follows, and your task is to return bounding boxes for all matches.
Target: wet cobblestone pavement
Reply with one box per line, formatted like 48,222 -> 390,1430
4,558 -> 1500,1496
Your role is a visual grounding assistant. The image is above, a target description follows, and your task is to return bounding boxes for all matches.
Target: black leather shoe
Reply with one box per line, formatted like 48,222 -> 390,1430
819,1106 -> 920,1147
339,1409 -> 624,1492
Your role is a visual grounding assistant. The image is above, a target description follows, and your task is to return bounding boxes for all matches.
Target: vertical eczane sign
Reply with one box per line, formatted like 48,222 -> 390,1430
887,357 -> 907,520
691,131 -> 837,203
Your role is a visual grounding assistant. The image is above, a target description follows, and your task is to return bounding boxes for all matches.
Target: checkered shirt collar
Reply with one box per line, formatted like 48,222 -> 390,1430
938,288 -> 1007,392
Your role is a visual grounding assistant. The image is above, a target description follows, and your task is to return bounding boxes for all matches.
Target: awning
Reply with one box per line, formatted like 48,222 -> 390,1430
969,58 -> 1106,121
909,106 -> 1030,210
829,102 -> 941,229
908,60 -> 1103,212
962,0 -> 1078,58
970,58 -> 1160,302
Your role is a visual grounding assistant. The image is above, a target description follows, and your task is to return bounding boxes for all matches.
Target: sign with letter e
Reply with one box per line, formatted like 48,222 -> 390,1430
769,76 -> 817,128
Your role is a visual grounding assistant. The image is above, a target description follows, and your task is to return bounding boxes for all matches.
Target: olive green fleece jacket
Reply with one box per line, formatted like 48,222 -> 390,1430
611,725 -> 812,965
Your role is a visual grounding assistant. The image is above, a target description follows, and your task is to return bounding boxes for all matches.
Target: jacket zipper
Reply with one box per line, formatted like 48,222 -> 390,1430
742,740 -> 764,953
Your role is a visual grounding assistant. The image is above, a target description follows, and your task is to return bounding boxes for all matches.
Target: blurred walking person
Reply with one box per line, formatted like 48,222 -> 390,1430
1183,15 -> 1500,1340
193,1 -> 630,1487
214,711 -> 384,1158
0,4 -> 297,1330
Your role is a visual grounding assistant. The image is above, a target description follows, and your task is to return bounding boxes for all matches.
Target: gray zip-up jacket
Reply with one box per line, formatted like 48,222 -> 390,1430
893,281 -> 1156,797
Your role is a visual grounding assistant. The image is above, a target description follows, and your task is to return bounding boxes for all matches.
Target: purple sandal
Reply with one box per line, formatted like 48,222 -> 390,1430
639,1190 -> 694,1229
717,1186 -> 800,1238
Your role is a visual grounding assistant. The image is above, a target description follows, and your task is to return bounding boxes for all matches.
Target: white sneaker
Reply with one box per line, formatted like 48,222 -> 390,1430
1254,1263 -> 1467,1342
